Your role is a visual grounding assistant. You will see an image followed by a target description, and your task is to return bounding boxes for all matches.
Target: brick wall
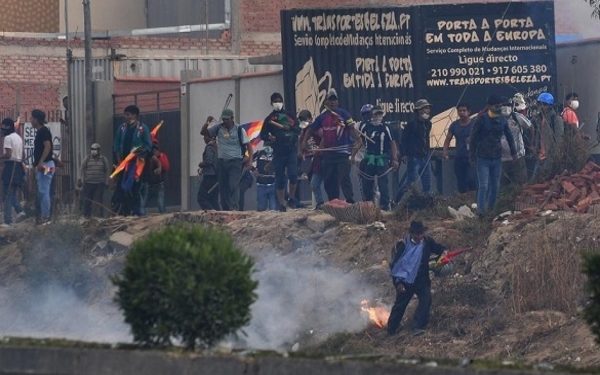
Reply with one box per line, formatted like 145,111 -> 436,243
0,53 -> 66,116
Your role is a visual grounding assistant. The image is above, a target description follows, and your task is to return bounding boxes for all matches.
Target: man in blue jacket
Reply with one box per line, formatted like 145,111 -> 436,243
388,221 -> 447,336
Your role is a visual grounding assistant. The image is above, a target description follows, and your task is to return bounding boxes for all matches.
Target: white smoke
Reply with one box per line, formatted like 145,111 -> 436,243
241,250 -> 377,350
0,283 -> 129,343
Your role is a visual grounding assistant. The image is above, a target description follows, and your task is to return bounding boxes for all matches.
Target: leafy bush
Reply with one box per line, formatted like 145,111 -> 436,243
584,253 -> 600,343
112,226 -> 257,349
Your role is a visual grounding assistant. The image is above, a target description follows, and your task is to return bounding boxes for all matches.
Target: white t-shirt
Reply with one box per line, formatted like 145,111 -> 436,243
3,132 -> 23,162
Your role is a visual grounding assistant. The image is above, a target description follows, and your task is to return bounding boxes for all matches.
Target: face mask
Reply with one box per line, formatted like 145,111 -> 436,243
570,100 -> 579,110
420,113 -> 431,120
500,106 -> 513,117
91,150 -> 99,156
299,121 -> 310,129
272,102 -> 283,111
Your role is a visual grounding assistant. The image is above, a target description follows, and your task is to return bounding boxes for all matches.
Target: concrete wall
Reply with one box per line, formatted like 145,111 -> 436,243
59,0 -> 147,33
0,346 -> 585,375
557,39 -> 600,153
184,72 -> 283,210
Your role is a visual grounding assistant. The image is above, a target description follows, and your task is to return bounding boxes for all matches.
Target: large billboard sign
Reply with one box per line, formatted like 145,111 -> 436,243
281,1 -> 556,146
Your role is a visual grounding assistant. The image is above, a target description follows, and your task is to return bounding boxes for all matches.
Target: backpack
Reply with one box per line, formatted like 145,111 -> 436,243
158,152 -> 170,173
237,126 -> 248,156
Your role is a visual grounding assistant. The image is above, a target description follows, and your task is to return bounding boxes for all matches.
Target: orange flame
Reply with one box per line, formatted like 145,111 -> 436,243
360,300 -> 390,329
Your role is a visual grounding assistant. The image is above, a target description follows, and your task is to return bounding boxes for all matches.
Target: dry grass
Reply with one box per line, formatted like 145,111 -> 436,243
510,221 -> 600,314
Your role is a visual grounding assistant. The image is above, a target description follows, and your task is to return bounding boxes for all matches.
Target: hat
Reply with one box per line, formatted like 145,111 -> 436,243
360,104 -> 374,114
326,88 -> 338,100
90,143 -> 101,150
31,109 -> 46,124
414,99 -> 432,110
270,92 -> 284,103
537,92 -> 554,106
512,93 -> 527,111
409,220 -> 427,234
221,108 -> 234,119
487,95 -> 509,106
372,105 -> 385,114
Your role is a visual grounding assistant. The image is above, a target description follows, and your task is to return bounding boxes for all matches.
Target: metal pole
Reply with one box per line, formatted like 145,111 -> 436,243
83,0 -> 94,146
205,0 -> 209,55
65,0 -> 76,187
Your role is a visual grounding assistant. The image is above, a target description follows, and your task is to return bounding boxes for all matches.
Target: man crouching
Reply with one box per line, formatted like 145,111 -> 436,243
387,221 -> 447,336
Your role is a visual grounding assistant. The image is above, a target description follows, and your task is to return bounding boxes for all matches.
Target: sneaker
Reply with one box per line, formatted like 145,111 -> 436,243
15,212 -> 26,222
287,198 -> 297,209
412,328 -> 426,337
313,203 -> 324,211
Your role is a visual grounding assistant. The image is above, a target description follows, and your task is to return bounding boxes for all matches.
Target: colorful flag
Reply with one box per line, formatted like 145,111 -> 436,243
150,120 -> 164,144
110,147 -> 140,179
240,120 -> 264,149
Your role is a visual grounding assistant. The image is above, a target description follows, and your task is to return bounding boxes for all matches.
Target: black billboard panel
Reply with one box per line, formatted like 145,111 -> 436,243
281,7 -> 419,127
281,1 -> 556,147
420,1 -> 556,121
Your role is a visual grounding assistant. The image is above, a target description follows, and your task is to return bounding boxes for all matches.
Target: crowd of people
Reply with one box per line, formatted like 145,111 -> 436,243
0,89 -> 586,225
196,88 -> 586,217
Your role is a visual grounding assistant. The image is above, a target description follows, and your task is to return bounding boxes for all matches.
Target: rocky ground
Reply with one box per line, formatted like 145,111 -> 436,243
0,201 -> 598,369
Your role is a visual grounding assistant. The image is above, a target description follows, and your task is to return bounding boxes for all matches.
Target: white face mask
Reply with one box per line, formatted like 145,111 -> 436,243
500,106 -> 513,117
420,113 -> 431,120
299,121 -> 310,129
91,150 -> 99,156
272,102 -> 283,111
570,100 -> 580,110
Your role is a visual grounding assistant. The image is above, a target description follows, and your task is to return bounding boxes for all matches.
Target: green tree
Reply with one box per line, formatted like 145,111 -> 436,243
583,253 -> 600,343
113,226 -> 257,349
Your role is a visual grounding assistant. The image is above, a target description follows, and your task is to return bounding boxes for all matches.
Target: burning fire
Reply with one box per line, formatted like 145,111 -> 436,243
360,300 -> 390,329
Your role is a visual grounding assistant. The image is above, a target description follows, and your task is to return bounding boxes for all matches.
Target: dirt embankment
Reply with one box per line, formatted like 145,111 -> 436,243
0,208 -> 598,368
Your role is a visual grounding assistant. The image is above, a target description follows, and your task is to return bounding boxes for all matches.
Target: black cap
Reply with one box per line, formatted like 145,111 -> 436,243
270,92 -> 284,103
487,95 -> 509,106
409,220 -> 427,234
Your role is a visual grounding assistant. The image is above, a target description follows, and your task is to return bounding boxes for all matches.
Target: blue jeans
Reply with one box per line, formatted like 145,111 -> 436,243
397,156 -> 431,201
310,173 -> 325,206
257,184 -> 277,211
3,184 -> 23,224
476,157 -> 502,215
36,160 -> 55,220
140,181 -> 165,215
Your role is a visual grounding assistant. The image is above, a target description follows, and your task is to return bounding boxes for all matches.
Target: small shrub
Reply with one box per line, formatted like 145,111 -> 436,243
112,225 -> 257,349
584,253 -> 600,343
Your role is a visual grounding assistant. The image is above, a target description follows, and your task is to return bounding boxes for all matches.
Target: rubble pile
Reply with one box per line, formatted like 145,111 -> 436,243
518,161 -> 600,213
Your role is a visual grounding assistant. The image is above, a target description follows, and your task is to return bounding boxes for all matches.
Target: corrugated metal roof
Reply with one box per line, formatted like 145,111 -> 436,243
113,57 -> 281,79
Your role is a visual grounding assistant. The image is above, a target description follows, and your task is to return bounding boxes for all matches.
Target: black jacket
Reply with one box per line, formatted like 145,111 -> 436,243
400,117 -> 432,158
390,236 -> 446,285
470,112 -> 517,160
260,110 -> 300,153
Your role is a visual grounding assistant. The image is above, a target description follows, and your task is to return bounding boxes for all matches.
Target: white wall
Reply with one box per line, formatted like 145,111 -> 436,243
557,40 -> 600,153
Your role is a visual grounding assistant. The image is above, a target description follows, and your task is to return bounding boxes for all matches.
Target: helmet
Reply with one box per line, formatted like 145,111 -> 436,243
360,104 -> 374,115
91,143 -> 101,150
537,92 -> 554,105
